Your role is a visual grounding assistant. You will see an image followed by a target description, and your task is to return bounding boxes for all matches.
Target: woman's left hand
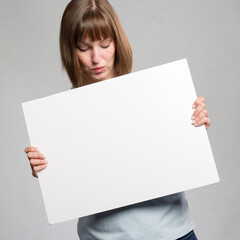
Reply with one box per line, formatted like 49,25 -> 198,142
191,97 -> 211,129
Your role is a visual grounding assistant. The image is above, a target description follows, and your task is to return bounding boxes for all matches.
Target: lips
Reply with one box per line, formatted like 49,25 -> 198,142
92,66 -> 105,74
92,66 -> 103,70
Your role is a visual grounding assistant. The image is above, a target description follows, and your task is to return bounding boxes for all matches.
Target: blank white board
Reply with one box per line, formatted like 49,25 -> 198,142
22,59 -> 219,224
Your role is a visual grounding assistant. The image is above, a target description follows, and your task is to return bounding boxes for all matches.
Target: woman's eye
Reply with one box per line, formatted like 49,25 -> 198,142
76,45 -> 89,52
100,39 -> 111,49
78,47 -> 89,52
101,44 -> 110,49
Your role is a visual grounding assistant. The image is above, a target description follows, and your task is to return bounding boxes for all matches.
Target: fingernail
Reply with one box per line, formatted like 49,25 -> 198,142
191,115 -> 195,120
194,123 -> 197,127
42,154 -> 46,158
192,120 -> 195,124
192,105 -> 196,109
36,148 -> 40,152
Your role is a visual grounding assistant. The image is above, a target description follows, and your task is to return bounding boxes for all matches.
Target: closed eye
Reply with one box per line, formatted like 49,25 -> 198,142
76,43 -> 90,52
100,39 -> 112,48
101,44 -> 110,49
77,47 -> 89,52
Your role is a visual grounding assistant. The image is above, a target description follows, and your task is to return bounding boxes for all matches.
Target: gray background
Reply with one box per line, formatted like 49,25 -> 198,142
1,0 -> 239,239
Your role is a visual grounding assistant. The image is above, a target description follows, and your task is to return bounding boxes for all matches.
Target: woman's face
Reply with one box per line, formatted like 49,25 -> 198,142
76,37 -> 116,84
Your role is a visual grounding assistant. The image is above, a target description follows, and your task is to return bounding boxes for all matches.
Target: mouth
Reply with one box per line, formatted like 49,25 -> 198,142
92,66 -> 105,73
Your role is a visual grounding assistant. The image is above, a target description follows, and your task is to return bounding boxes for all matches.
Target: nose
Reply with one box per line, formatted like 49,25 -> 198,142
91,47 -> 101,64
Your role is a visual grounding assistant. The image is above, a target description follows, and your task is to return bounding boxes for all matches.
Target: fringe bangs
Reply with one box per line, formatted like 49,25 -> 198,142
75,11 -> 115,42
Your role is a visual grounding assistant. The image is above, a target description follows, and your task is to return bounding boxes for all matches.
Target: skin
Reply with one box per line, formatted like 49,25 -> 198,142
76,37 -> 117,84
25,39 -> 211,178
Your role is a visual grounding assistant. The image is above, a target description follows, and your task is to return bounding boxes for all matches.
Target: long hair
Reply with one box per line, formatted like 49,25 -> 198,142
60,0 -> 133,87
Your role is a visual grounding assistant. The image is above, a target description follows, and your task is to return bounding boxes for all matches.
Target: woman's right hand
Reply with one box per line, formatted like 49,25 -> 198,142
24,146 -> 48,178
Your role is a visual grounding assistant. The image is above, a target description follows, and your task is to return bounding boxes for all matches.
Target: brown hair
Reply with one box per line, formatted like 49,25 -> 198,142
60,0 -> 133,87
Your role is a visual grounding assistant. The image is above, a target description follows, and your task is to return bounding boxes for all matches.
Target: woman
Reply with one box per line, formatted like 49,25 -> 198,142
25,0 -> 211,239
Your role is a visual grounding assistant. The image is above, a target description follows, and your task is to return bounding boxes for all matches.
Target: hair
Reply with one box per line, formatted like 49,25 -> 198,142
60,0 -> 133,87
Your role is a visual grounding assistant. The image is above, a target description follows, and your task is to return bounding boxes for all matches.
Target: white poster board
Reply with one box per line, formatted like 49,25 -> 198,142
22,59 -> 219,224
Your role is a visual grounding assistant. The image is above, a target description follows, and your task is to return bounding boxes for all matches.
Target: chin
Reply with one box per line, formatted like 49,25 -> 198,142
92,73 -> 109,82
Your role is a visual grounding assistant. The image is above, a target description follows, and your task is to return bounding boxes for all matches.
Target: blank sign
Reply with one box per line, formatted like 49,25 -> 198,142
22,59 -> 219,224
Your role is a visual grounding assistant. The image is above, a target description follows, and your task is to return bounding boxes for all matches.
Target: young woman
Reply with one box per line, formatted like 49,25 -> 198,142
25,0 -> 211,239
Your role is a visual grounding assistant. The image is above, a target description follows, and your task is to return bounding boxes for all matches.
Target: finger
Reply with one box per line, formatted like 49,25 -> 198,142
192,116 -> 204,126
192,97 -> 205,109
32,171 -> 38,178
25,146 -> 39,153
192,109 -> 208,123
193,117 -> 211,128
30,159 -> 48,167
192,103 -> 205,119
33,164 -> 48,173
27,152 -> 46,160
205,119 -> 211,129
192,115 -> 208,126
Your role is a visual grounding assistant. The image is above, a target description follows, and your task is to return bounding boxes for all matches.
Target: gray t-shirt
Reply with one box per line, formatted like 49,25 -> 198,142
77,192 -> 195,240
